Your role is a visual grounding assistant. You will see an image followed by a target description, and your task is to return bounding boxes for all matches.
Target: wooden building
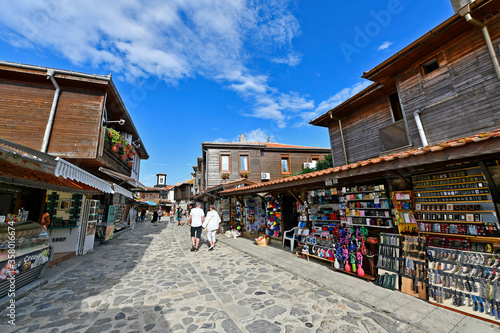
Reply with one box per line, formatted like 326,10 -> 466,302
0,61 -> 149,183
201,135 -> 331,190
220,1 -> 500,325
174,179 -> 194,210
311,0 -> 500,165
0,61 -> 149,258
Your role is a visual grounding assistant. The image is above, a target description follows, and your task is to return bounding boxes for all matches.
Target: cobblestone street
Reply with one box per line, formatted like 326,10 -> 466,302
1,221 -> 497,333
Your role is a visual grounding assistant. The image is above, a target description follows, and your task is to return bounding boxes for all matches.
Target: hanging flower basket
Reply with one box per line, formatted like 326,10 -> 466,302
121,154 -> 127,160
128,161 -> 133,167
111,145 -> 119,153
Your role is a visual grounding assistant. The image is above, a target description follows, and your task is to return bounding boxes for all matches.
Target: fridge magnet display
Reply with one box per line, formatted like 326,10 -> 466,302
59,199 -> 71,210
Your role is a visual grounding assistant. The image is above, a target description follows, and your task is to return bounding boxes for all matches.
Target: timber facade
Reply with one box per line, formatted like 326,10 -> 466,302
201,140 -> 331,190
312,0 -> 500,165
0,61 -> 149,183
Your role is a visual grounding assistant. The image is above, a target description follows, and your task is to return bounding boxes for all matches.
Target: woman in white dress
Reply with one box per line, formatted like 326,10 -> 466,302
202,205 -> 221,251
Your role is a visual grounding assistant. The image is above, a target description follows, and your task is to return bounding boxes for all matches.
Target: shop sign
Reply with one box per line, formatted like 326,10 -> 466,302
105,226 -> 114,241
0,247 -> 51,281
325,179 -> 338,186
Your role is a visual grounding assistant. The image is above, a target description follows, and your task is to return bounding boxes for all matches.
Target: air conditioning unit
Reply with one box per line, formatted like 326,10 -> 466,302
261,173 -> 271,180
303,162 -> 315,169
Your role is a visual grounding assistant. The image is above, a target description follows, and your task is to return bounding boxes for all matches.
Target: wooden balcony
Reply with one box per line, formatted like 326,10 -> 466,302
98,141 -> 133,176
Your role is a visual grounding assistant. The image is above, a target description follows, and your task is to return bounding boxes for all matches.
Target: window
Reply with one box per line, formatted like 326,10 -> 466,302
220,154 -> 231,172
240,154 -> 249,172
389,93 -> 403,121
311,156 -> 319,168
422,58 -> 439,75
281,156 -> 290,174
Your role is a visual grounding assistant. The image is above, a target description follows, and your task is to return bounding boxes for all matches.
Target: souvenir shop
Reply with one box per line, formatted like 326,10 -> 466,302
0,140 -> 122,297
221,156 -> 500,324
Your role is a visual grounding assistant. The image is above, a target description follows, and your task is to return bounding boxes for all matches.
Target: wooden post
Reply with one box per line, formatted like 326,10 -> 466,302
288,189 -> 304,206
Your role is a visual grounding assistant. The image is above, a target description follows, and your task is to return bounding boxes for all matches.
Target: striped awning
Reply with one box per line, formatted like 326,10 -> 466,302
112,183 -> 133,198
55,158 -> 114,193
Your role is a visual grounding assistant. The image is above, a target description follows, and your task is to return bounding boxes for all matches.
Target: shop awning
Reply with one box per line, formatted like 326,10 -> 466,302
55,158 -> 114,193
112,183 -> 133,198
147,201 -> 156,206
0,138 -> 114,193
98,167 -> 146,190
221,129 -> 500,196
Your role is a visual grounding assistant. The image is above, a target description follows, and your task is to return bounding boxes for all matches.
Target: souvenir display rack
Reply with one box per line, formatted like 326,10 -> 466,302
400,235 -> 427,300
230,198 -> 242,231
297,225 -> 375,281
307,188 -> 341,230
413,167 -> 500,240
392,190 -> 416,225
46,192 -> 59,220
375,233 -> 402,290
426,246 -> 500,322
340,184 -> 394,228
220,198 -> 231,232
266,197 -> 281,238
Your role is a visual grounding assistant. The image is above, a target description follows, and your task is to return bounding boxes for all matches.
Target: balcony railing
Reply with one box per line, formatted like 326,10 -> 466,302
379,120 -> 410,152
100,141 -> 133,175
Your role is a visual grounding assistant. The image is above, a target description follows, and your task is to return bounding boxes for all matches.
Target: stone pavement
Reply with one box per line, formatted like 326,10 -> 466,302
0,221 -> 497,332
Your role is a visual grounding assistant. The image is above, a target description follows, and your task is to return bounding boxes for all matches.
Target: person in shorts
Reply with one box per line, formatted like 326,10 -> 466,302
202,205 -> 221,251
189,203 -> 205,252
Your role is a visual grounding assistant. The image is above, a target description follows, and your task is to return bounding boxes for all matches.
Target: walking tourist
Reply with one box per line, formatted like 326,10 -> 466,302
177,206 -> 183,226
189,203 -> 205,252
141,208 -> 146,224
170,207 -> 175,224
158,209 -> 162,222
152,209 -> 158,226
202,205 -> 221,251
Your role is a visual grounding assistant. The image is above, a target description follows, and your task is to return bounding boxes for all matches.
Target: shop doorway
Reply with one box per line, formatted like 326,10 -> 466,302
281,195 -> 298,232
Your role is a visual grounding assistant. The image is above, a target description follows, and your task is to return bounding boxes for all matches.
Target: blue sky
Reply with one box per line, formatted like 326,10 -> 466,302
0,0 -> 454,186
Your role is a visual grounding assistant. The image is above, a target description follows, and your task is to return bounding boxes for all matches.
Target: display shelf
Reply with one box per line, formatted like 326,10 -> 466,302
341,190 -> 386,194
310,219 -> 341,222
418,231 -> 499,241
417,210 -> 494,213
414,200 -> 491,204
344,223 -> 393,229
297,251 -> 376,281
341,199 -> 388,202
48,226 -> 79,229
416,220 -> 486,224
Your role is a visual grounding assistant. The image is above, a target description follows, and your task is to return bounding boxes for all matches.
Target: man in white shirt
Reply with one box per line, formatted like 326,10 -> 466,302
189,203 -> 205,252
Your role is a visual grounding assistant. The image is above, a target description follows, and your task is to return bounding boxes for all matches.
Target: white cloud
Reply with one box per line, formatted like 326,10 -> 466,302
272,52 -> 302,66
377,41 -> 393,51
293,81 -> 373,127
0,0 -> 309,127
245,128 -> 274,143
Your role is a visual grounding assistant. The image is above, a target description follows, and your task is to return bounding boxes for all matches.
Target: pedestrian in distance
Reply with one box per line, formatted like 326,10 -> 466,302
189,203 -> 205,252
177,206 -> 183,226
158,209 -> 162,222
170,207 -> 175,225
141,208 -> 146,225
152,209 -> 158,226
202,205 -> 221,251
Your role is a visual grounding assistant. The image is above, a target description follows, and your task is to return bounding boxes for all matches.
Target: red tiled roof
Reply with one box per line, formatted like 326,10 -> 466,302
221,129 -> 500,194
202,141 -> 329,150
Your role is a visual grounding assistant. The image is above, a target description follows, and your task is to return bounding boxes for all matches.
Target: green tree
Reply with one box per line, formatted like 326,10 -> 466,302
293,154 -> 334,176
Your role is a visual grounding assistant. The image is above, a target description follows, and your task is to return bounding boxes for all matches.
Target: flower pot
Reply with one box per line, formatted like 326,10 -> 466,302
128,153 -> 134,159
121,154 -> 127,160
128,161 -> 133,167
112,145 -> 119,153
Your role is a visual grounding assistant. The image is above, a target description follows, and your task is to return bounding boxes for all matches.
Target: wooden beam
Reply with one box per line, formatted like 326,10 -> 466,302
479,161 -> 500,204
268,193 -> 279,202
288,189 -> 304,206
235,196 -> 244,205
